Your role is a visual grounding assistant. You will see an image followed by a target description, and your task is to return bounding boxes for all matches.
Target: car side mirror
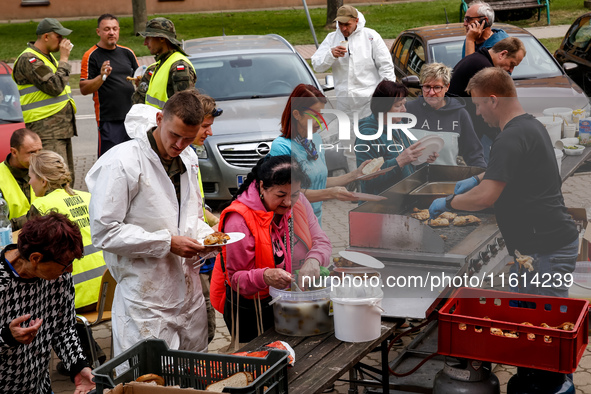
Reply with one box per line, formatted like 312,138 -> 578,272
562,62 -> 578,74
322,75 -> 335,91
401,75 -> 421,89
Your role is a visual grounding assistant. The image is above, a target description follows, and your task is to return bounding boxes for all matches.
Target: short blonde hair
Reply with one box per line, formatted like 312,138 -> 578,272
29,150 -> 75,196
197,93 -> 216,117
420,63 -> 452,86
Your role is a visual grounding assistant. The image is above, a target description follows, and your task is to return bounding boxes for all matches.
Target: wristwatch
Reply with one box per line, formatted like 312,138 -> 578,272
445,194 -> 455,211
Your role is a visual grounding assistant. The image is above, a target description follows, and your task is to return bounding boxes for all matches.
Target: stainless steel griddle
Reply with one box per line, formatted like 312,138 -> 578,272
347,165 -> 513,319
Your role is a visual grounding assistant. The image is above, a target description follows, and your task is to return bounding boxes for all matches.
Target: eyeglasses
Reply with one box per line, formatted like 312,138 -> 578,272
421,85 -> 445,93
211,108 -> 223,117
463,15 -> 484,23
45,256 -> 75,272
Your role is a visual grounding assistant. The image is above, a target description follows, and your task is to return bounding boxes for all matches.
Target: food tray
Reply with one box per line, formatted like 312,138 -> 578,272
438,287 -> 589,373
409,181 -> 456,207
92,339 -> 289,393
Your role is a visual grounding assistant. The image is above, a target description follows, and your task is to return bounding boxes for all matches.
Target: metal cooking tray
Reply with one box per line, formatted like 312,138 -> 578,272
408,181 -> 456,207
410,181 -> 456,195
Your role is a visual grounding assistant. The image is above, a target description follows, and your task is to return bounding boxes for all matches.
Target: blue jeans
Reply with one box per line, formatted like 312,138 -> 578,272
509,238 -> 578,298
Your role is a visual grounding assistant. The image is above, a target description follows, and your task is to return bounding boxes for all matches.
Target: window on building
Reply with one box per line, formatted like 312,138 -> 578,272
21,0 -> 50,5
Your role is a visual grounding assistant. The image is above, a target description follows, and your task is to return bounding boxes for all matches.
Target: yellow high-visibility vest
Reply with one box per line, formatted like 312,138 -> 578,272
33,188 -> 105,309
13,47 -> 77,123
197,166 -> 209,225
145,51 -> 195,110
0,162 -> 36,219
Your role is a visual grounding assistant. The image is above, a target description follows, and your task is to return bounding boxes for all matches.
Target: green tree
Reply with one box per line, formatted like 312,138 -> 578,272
326,0 -> 343,29
132,0 -> 147,35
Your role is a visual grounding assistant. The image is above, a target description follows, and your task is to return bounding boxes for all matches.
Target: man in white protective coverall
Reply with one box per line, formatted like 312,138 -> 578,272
311,5 -> 395,171
86,90 -> 219,355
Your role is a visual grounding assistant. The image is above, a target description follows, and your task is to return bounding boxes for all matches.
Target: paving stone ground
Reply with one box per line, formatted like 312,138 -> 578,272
49,156 -> 591,393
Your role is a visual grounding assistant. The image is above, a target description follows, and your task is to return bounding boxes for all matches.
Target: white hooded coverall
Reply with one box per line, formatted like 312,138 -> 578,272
311,10 -> 395,117
86,104 -> 212,356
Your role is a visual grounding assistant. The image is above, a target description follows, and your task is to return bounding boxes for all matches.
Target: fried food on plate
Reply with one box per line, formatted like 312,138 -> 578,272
204,231 -> 231,245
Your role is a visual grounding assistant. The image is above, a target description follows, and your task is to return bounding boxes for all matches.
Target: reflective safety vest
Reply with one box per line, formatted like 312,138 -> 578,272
32,188 -> 105,309
0,162 -> 36,219
13,47 -> 77,123
197,166 -> 208,225
145,51 -> 195,109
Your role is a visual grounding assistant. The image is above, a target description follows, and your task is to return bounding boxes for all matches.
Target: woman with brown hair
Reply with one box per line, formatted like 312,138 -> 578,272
270,84 -> 369,225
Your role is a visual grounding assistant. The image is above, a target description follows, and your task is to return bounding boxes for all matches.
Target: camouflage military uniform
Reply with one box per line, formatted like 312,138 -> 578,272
131,51 -> 196,105
13,42 -> 77,183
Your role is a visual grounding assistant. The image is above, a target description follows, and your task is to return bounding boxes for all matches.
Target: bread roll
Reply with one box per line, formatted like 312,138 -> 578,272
362,157 -> 384,175
136,373 -> 165,385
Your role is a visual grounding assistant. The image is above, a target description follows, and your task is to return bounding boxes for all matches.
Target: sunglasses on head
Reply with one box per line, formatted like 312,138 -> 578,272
211,108 -> 223,117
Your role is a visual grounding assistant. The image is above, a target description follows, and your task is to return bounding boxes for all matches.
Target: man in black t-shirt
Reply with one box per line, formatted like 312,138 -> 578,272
80,14 -> 139,157
449,37 -> 526,163
430,68 -> 578,298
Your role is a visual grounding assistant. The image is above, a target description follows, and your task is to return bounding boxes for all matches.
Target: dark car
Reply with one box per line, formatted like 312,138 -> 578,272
0,61 -> 25,159
391,23 -> 590,114
554,12 -> 591,96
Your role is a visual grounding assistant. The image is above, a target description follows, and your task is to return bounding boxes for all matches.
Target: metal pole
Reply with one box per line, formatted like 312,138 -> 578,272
302,0 -> 319,48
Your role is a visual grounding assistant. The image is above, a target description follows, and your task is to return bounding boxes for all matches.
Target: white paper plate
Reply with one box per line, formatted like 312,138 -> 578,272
351,192 -> 387,201
411,135 -> 445,165
339,251 -> 385,269
199,232 -> 246,247
356,166 -> 394,181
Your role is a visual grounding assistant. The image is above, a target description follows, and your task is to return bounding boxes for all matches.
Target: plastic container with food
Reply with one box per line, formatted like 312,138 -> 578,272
269,286 -> 333,336
563,144 -> 585,156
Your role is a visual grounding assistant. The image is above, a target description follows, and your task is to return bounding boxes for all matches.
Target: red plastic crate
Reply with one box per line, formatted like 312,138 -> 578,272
438,287 -> 589,373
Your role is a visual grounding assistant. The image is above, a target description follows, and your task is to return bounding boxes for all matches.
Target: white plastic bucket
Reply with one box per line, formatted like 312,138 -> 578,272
537,116 -> 562,146
332,297 -> 383,342
554,149 -> 563,176
542,107 -> 573,123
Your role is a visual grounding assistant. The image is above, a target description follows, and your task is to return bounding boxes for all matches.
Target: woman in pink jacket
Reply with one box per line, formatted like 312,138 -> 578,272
210,155 -> 332,342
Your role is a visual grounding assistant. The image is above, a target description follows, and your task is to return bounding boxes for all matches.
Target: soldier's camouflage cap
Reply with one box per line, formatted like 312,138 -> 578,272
36,18 -> 72,36
137,18 -> 182,48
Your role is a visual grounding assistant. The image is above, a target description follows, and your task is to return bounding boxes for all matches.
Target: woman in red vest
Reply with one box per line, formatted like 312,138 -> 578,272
210,155 -> 331,342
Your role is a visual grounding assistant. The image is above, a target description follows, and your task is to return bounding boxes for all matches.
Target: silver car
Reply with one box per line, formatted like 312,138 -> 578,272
184,34 -> 330,201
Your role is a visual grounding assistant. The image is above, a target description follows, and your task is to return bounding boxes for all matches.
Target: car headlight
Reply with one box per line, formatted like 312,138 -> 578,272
194,145 -> 208,159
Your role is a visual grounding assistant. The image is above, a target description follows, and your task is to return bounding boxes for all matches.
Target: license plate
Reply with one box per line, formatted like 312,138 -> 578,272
237,175 -> 247,188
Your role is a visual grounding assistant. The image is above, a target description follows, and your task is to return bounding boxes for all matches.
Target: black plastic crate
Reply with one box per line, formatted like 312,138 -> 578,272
92,339 -> 289,393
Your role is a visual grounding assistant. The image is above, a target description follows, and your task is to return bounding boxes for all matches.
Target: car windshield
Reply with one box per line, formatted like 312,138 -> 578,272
0,75 -> 23,123
429,35 -> 562,80
566,16 -> 591,49
191,53 -> 316,101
